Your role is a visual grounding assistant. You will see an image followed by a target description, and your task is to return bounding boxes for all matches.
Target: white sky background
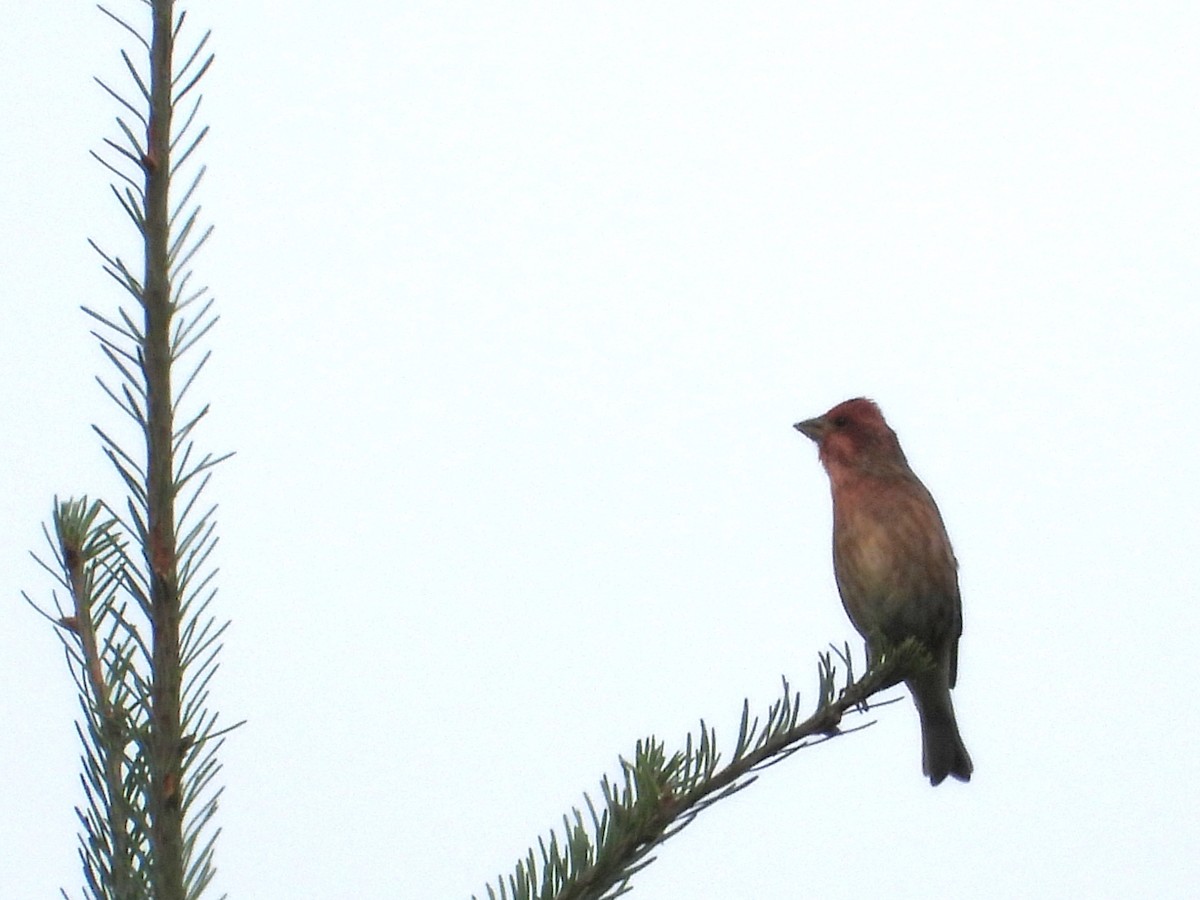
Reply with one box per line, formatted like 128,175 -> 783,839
2,2 -> 1198,898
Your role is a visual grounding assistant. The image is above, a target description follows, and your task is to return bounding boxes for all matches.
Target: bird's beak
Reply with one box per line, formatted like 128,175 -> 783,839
793,416 -> 826,442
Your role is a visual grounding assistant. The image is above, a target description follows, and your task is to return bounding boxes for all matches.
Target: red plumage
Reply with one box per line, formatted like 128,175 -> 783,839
795,398 -> 972,785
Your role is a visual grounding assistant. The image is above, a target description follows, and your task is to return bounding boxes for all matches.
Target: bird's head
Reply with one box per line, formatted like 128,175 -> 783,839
794,397 -> 909,478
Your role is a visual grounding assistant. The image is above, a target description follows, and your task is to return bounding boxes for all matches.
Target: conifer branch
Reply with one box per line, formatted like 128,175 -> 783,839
24,3 -> 236,898
478,639 -> 926,900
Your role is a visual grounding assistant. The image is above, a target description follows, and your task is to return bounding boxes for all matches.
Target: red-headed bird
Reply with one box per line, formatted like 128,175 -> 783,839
795,398 -> 972,785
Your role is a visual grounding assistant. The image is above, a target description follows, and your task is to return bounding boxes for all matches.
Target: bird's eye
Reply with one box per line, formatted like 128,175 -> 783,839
833,415 -> 849,427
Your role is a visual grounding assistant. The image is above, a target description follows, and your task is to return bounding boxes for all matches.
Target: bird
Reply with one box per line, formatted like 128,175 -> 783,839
794,398 -> 972,785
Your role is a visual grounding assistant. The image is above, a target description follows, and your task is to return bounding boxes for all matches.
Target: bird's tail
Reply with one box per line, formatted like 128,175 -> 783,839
908,672 -> 973,786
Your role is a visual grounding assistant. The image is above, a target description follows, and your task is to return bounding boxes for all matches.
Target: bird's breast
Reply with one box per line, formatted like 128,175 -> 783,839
829,476 -> 960,642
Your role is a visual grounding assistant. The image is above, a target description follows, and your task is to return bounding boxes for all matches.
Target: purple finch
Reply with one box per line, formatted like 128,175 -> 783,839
795,398 -> 972,785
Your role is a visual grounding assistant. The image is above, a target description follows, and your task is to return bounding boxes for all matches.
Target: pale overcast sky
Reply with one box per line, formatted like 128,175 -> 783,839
3,2 -> 1199,898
